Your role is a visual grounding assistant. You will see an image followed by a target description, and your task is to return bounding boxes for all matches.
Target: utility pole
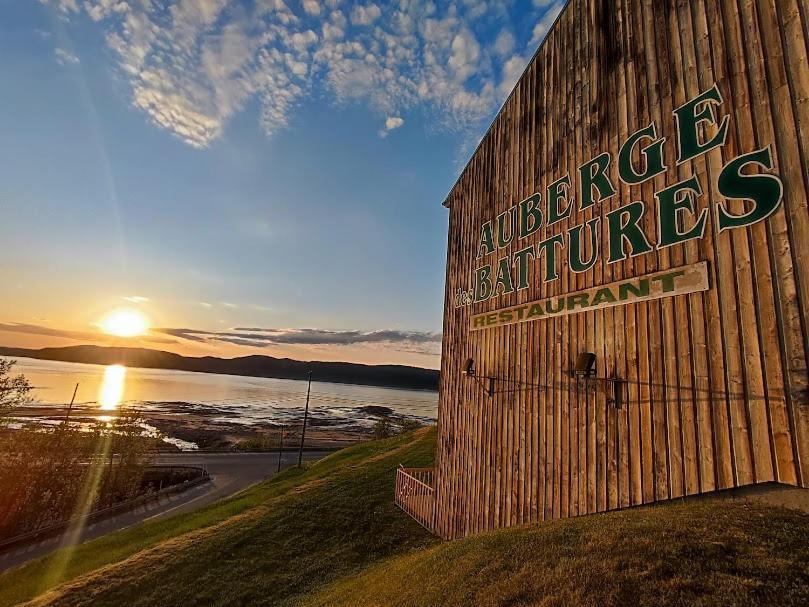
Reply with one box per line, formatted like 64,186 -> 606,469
297,370 -> 312,467
64,383 -> 79,424
277,424 -> 284,473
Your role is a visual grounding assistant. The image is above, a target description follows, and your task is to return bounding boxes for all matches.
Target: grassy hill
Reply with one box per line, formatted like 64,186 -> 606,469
306,495 -> 809,607
1,427 -> 807,606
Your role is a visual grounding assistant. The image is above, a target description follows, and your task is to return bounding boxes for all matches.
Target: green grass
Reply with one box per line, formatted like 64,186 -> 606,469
306,495 -> 809,607
0,428 -> 437,606
3,426 -> 808,607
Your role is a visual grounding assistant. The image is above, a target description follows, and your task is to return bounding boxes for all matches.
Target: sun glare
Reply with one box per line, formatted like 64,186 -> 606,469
99,364 -> 126,411
99,308 -> 150,337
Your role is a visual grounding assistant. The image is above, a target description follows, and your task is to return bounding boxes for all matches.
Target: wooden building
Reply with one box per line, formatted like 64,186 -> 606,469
396,0 -> 809,540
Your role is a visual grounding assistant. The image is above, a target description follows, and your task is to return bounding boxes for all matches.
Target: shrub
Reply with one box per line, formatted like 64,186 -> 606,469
373,417 -> 395,439
373,416 -> 423,440
0,358 -> 32,423
0,414 -> 155,539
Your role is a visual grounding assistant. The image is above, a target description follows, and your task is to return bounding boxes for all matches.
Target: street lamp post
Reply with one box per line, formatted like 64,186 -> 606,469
277,424 -> 284,473
297,371 -> 312,467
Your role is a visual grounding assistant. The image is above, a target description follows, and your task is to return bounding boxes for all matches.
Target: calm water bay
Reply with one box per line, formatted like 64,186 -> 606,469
11,357 -> 438,427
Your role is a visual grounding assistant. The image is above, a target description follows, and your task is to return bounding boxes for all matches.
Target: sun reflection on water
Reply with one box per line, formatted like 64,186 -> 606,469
99,365 -> 126,413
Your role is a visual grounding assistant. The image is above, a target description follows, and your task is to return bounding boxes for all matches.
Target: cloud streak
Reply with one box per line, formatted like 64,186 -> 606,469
0,320 -> 439,354
54,47 -> 80,65
0,322 -> 176,345
154,325 -> 441,354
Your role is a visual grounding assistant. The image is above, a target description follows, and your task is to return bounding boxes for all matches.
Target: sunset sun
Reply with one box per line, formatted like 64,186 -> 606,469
98,308 -> 150,338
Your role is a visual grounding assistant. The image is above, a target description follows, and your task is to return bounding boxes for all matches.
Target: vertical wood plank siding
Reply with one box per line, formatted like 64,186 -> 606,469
433,0 -> 809,540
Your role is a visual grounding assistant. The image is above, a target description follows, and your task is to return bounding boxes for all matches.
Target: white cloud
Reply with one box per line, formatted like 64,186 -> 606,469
530,1 -> 565,46
499,53 -> 528,97
256,0 -> 299,25
494,29 -> 515,57
40,0 -> 80,15
51,0 -> 529,147
461,0 -> 488,20
301,0 -> 320,16
322,14 -> 344,41
350,3 -> 381,26
54,47 -> 80,65
448,29 -> 480,83
288,29 -> 318,51
379,116 -> 404,137
85,0 -> 129,22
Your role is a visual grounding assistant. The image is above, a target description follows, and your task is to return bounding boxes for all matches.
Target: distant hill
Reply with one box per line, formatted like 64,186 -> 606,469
0,345 -> 439,391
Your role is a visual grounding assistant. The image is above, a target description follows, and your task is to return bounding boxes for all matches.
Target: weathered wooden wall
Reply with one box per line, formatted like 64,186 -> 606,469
434,0 -> 809,540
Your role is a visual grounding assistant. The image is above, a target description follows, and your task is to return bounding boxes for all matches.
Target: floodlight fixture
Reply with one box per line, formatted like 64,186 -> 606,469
463,358 -> 476,377
572,352 -> 596,378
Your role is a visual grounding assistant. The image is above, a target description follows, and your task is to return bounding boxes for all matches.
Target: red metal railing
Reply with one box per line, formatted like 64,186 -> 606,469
394,466 -> 436,532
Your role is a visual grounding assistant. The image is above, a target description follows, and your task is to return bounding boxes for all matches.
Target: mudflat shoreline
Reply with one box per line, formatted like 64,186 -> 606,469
11,401 -> 428,451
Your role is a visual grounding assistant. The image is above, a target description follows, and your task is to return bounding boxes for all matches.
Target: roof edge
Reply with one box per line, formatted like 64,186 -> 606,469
441,0 -> 572,210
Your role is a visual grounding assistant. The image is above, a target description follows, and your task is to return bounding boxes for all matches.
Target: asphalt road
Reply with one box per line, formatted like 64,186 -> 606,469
0,450 -> 331,573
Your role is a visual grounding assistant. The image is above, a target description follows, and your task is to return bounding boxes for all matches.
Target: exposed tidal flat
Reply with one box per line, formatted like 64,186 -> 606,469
8,357 -> 438,450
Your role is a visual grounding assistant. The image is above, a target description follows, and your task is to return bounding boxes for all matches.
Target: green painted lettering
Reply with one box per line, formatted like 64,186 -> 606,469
619,279 -> 650,301
606,202 -> 654,263
656,175 -> 707,248
568,217 -> 600,273
474,265 -> 493,302
579,152 -> 616,209
547,174 -> 573,225
527,304 -> 544,318
546,298 -> 565,314
674,84 -> 730,164
717,147 -> 784,232
494,256 -> 515,296
652,271 -> 686,293
618,123 -> 667,185
537,234 -> 565,281
591,288 -> 617,306
567,293 -> 590,310
518,194 -> 543,239
477,221 -> 494,258
513,246 -> 536,290
496,207 -> 516,249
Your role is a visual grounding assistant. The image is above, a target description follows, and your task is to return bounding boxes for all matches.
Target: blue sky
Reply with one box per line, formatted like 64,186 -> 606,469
0,0 -> 564,368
